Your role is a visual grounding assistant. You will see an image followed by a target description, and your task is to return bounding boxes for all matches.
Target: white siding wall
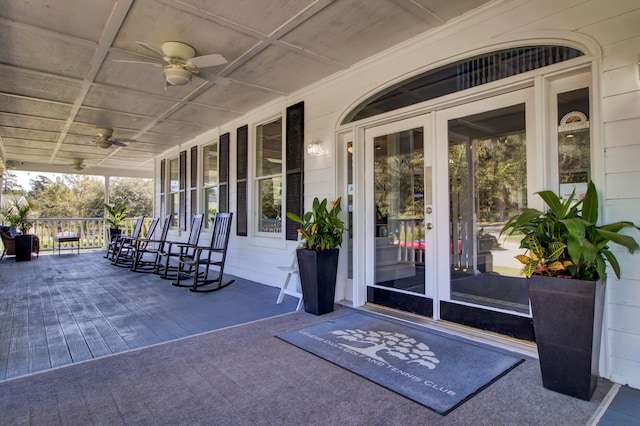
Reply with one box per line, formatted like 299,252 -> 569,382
155,0 -> 640,388
601,17 -> 640,386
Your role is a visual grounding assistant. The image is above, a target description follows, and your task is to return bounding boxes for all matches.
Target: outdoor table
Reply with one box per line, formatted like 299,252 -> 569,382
53,234 -> 80,255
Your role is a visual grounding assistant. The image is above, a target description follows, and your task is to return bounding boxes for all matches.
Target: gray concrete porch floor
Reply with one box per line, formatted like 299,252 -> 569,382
0,249 -> 637,424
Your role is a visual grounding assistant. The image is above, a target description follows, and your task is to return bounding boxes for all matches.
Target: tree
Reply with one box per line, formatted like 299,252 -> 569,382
2,171 -> 25,195
28,175 -> 53,199
65,175 -> 105,218
331,328 -> 440,369
110,178 -> 152,217
18,173 -> 151,219
29,176 -> 75,218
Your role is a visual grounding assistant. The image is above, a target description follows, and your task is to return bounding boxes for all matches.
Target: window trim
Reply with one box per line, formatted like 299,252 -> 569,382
254,115 -> 284,237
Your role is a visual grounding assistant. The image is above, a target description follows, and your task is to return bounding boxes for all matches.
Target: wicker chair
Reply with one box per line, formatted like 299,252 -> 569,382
0,226 -> 40,260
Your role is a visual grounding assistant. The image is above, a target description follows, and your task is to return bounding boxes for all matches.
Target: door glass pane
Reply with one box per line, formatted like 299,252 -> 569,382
448,104 -> 529,314
374,127 -> 425,294
557,87 -> 590,198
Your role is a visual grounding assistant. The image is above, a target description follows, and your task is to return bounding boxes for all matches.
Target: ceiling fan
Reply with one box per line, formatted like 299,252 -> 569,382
70,159 -> 86,172
92,127 -> 135,149
114,41 -> 229,87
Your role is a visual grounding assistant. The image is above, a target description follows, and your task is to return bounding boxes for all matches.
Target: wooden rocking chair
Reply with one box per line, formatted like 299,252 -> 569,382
156,214 -> 204,279
172,212 -> 234,293
112,217 -> 159,268
130,215 -> 172,273
105,216 -> 144,261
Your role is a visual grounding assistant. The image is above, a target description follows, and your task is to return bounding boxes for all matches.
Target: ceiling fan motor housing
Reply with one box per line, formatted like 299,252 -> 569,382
96,139 -> 113,149
164,67 -> 193,85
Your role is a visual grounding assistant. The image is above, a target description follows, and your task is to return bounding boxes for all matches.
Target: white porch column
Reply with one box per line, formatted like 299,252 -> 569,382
104,175 -> 110,247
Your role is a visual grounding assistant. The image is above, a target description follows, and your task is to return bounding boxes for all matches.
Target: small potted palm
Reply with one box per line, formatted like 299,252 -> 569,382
2,196 -> 34,235
104,203 -> 127,239
501,181 -> 640,400
2,196 -> 36,261
287,197 -> 345,315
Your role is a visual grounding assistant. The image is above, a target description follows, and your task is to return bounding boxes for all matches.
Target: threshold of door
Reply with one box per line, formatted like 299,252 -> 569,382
339,300 -> 538,359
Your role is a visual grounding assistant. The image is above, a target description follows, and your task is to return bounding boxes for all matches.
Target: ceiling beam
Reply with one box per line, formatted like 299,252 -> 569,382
49,0 -> 135,164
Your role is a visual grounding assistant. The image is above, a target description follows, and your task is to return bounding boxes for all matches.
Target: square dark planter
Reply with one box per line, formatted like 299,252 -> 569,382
528,275 -> 605,400
296,249 -> 339,315
15,234 -> 33,262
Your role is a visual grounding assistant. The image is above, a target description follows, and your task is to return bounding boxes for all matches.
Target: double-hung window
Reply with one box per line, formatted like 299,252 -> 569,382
202,142 -> 219,228
168,157 -> 180,227
255,117 -> 283,234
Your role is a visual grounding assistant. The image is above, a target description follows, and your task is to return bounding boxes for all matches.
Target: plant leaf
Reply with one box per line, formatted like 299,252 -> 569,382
581,181 -> 598,224
602,249 -> 621,280
537,190 -> 563,216
546,242 -> 566,262
547,261 -> 566,272
597,228 -> 640,253
523,261 -> 538,278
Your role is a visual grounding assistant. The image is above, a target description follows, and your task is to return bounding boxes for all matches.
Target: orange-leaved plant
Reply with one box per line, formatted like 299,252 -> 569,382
287,197 -> 345,251
501,181 -> 640,281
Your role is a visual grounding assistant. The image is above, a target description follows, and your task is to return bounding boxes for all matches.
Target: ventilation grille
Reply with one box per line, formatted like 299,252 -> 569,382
457,46 -> 583,91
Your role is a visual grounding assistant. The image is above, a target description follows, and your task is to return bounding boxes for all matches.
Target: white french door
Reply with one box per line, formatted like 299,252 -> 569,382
363,115 -> 436,316
432,88 -> 536,330
356,89 -> 537,334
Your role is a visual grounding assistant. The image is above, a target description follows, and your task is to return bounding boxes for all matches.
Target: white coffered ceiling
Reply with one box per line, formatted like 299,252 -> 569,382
0,0 -> 491,178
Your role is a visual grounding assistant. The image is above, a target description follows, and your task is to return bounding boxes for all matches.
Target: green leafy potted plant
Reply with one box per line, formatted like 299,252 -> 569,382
501,181 -> 640,400
2,196 -> 34,235
2,196 -> 36,261
287,197 -> 345,315
104,203 -> 127,239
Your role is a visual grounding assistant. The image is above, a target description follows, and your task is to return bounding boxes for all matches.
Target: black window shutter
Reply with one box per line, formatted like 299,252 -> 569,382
286,102 -> 304,241
190,146 -> 198,188
160,159 -> 166,218
236,125 -> 248,236
219,132 -> 230,213
160,159 -> 166,194
179,150 -> 187,230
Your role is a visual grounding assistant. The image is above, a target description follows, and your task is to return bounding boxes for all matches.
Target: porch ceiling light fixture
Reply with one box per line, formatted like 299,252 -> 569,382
164,67 -> 192,86
307,141 -> 322,156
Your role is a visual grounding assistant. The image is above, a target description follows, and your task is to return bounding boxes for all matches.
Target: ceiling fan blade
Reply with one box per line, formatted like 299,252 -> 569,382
188,53 -> 227,68
196,71 -> 231,87
135,41 -> 165,58
112,140 -> 128,147
114,138 -> 136,143
113,59 -> 164,67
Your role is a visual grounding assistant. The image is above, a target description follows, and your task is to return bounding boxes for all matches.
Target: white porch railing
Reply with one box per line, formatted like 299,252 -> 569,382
29,217 -> 147,251
387,217 -> 425,265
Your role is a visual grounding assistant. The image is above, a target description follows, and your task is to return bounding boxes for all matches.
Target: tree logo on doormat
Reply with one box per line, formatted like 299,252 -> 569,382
330,328 -> 440,369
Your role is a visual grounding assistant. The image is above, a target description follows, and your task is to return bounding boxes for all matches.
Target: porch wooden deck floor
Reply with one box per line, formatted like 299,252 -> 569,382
0,250 -> 298,381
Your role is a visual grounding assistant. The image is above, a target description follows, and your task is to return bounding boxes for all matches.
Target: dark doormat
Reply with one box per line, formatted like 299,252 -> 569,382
277,313 -> 524,415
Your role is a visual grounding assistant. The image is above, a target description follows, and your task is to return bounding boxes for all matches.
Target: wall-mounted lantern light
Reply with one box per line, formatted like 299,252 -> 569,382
307,141 -> 321,156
